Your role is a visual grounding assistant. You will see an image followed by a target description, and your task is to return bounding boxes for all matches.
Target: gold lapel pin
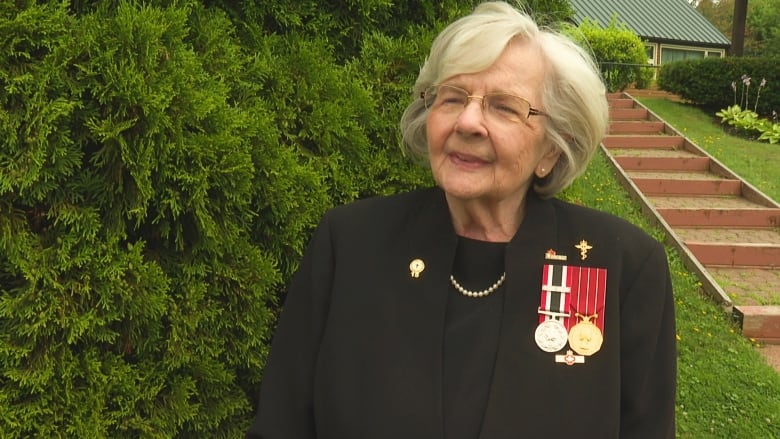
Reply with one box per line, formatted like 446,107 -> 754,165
409,259 -> 425,278
575,240 -> 592,260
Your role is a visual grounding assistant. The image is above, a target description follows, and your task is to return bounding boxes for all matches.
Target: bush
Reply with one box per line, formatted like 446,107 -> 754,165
0,2 -> 277,436
0,0 -> 454,435
658,57 -> 780,116
0,0 -> 582,436
566,16 -> 652,92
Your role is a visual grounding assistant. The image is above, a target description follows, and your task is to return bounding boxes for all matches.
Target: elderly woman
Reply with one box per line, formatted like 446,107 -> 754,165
247,2 -> 676,438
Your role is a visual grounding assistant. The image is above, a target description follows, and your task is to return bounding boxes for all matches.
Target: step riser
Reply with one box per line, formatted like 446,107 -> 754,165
733,306 -> 780,342
609,108 -> 649,120
603,136 -> 684,149
687,243 -> 780,267
616,157 -> 710,171
658,209 -> 780,227
609,121 -> 665,134
608,99 -> 635,108
634,179 -> 742,196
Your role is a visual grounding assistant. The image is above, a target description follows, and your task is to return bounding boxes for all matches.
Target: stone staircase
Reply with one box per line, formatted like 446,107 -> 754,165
602,92 -> 780,344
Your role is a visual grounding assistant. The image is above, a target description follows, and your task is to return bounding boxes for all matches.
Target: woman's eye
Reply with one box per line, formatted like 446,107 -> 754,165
494,104 -> 521,115
439,95 -> 467,105
489,96 -> 525,117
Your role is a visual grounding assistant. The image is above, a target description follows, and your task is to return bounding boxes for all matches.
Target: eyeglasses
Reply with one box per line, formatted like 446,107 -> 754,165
421,84 -> 547,124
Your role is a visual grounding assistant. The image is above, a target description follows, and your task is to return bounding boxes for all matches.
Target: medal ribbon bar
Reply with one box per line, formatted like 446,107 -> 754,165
538,264 -> 572,325
568,266 -> 608,334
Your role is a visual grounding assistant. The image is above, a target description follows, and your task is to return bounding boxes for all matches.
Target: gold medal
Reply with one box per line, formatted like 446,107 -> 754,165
568,313 -> 603,356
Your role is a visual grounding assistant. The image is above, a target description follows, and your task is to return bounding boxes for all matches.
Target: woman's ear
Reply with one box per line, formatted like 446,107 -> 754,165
535,145 -> 561,178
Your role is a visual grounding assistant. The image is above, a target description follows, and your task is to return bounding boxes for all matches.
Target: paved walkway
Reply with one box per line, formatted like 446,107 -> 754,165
606,91 -> 780,373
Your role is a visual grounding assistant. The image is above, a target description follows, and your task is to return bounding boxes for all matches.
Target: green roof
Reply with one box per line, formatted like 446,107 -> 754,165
569,0 -> 731,48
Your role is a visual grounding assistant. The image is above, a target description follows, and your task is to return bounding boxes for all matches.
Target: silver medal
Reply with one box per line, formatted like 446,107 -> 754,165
534,319 -> 569,353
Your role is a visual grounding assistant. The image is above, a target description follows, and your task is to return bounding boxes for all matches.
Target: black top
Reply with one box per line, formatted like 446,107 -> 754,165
246,187 -> 676,439
444,237 -> 507,439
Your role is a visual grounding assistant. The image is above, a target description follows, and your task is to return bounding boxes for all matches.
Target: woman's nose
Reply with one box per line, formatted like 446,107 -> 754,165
455,97 -> 489,133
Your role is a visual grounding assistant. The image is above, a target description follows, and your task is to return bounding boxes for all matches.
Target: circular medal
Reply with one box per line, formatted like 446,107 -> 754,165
534,319 -> 569,353
568,314 -> 603,356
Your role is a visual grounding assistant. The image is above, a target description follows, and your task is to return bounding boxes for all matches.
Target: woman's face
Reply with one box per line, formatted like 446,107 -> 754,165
425,40 -> 560,206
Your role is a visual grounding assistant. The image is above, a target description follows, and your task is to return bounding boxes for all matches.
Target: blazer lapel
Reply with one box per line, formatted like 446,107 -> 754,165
404,187 -> 458,439
479,193 -> 561,438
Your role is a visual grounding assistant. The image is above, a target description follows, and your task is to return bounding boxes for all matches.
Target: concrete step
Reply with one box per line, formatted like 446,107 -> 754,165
649,195 -> 767,210
609,148 -> 702,159
709,267 -> 780,306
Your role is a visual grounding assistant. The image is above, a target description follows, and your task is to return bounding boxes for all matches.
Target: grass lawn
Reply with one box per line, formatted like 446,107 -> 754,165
637,98 -> 779,202
638,98 -> 780,308
561,110 -> 780,437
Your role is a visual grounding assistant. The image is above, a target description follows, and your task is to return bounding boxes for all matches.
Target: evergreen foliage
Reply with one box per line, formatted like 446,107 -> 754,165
658,57 -> 780,116
1,1 -> 276,436
0,0 -> 582,436
566,16 -> 652,92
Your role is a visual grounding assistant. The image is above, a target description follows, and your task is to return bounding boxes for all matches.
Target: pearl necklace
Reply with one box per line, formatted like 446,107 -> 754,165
449,272 -> 506,298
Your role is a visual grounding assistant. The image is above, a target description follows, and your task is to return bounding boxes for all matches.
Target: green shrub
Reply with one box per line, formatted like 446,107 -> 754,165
0,0 -> 589,436
658,57 -> 780,116
566,16 -> 651,92
0,2 -> 277,436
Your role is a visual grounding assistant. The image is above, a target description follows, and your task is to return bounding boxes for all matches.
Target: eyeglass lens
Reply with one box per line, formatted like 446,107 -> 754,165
424,85 -> 534,123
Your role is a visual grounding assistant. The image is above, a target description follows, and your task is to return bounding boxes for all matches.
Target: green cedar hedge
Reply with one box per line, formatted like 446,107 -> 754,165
0,0 -> 447,435
658,57 -> 780,116
0,1 -> 280,436
1,0 -> 575,436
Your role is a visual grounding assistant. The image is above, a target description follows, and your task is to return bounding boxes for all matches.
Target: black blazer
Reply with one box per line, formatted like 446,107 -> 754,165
247,187 -> 676,439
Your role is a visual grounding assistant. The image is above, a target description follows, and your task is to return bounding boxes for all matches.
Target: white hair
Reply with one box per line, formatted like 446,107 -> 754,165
400,1 -> 609,197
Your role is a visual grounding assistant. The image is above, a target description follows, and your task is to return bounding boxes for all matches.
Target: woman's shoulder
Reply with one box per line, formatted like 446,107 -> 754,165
545,198 -> 667,281
322,187 -> 443,234
548,197 -> 658,248
329,187 -> 438,216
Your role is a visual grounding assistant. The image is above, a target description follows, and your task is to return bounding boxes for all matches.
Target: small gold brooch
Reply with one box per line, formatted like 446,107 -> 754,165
409,259 -> 425,278
575,240 -> 592,260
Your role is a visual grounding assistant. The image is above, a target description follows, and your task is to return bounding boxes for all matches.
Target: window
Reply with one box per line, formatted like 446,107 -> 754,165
645,45 -> 656,64
661,47 -> 705,64
660,46 -> 726,64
